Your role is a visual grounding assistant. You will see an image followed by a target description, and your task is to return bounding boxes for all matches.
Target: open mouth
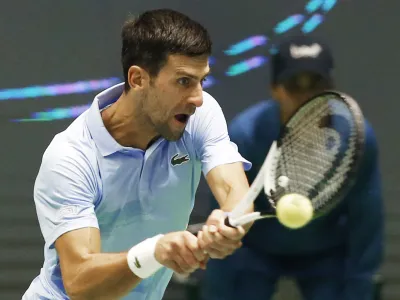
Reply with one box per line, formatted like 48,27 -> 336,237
174,114 -> 189,124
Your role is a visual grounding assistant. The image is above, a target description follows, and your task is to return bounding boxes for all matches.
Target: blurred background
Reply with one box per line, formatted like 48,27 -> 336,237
1,0 -> 399,299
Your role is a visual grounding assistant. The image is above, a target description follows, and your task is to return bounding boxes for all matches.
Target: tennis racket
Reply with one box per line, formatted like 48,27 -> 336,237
224,90 -> 365,227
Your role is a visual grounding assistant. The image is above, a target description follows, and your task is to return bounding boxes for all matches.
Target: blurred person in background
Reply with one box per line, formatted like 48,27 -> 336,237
22,8 -> 253,300
201,34 -> 384,300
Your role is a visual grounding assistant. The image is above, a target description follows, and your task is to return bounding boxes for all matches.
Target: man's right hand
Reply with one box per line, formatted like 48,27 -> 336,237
155,231 -> 208,275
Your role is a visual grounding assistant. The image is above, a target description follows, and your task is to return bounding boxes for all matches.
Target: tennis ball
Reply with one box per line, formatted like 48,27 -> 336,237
276,193 -> 313,229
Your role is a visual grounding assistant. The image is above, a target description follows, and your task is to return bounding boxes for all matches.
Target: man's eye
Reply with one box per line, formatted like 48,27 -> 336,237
201,77 -> 208,85
177,77 -> 190,86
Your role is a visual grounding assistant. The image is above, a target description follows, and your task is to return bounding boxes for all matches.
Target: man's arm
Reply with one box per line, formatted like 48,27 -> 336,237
56,228 -> 206,300
205,162 -> 251,213
56,228 -> 141,300
191,93 -> 252,258
197,163 -> 250,259
204,108 -> 257,224
343,123 -> 384,300
191,92 -> 252,212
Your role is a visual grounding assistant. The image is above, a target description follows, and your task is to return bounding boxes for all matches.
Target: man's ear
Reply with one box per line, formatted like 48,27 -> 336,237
127,66 -> 151,90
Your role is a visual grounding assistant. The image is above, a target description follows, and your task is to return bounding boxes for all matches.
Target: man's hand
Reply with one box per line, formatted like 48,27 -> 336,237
198,209 -> 245,259
155,231 -> 208,275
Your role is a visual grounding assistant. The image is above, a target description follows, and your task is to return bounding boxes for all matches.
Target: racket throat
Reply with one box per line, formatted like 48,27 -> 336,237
229,212 -> 263,227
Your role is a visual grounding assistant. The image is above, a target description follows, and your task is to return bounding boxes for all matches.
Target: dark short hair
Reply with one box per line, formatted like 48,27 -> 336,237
121,9 -> 212,92
280,72 -> 334,96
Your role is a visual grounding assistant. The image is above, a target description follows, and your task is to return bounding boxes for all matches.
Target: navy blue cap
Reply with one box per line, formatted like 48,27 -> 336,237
270,35 -> 334,84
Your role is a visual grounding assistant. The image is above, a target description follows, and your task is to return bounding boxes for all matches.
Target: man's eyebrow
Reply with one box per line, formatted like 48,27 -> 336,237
175,70 -> 211,80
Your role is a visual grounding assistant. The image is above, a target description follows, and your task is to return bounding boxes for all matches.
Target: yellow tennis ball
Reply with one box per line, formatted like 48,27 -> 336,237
276,193 -> 314,229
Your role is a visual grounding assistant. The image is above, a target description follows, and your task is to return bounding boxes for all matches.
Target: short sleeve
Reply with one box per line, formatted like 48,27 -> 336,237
192,92 -> 252,176
34,143 -> 99,248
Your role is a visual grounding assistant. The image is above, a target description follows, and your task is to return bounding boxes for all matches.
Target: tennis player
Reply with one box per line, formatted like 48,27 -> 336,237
202,35 -> 384,300
22,9 -> 252,300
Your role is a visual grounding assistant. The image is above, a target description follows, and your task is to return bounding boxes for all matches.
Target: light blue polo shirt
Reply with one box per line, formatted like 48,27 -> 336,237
23,83 -> 251,300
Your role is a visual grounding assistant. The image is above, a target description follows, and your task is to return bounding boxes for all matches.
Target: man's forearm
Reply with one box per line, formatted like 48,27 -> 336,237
220,186 -> 254,231
64,252 -> 140,300
220,187 -> 253,211
205,162 -> 252,230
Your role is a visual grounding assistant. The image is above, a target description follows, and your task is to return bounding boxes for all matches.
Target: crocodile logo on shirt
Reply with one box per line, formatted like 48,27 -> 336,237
171,153 -> 190,166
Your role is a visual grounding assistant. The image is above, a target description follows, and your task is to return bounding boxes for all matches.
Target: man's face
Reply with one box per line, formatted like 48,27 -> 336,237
143,54 -> 210,141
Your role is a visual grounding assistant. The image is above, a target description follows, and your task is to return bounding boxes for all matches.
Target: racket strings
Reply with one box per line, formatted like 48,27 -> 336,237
302,101 -> 358,207
274,97 -> 359,210
285,136 -> 355,205
279,100 -> 339,192
281,132 -> 342,190
312,136 -> 357,207
285,99 -> 330,194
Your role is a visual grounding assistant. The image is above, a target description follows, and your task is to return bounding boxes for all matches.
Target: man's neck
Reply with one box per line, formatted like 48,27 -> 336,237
101,94 -> 157,150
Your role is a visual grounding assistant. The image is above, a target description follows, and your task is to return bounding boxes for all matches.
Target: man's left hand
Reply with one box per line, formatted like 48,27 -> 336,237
197,209 -> 245,259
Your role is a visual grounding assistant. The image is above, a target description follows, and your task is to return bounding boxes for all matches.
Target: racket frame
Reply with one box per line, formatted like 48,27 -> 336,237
226,90 -> 366,227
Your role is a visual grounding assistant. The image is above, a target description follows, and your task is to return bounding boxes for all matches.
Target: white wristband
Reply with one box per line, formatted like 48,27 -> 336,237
127,234 -> 164,278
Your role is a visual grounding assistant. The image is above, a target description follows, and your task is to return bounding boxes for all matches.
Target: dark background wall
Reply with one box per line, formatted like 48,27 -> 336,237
1,1 -> 399,299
